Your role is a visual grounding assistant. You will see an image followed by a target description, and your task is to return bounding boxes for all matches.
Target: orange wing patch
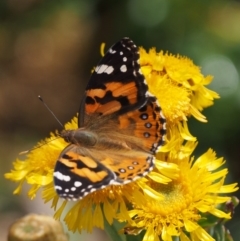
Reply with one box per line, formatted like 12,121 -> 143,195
110,81 -> 138,105
85,81 -> 138,115
97,100 -> 122,115
117,99 -> 165,152
72,167 -> 108,183
60,153 -> 109,183
59,152 -> 98,168
101,155 -> 153,182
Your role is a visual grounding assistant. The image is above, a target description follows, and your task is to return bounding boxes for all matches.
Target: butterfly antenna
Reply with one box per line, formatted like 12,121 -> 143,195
19,96 -> 63,155
19,136 -> 61,155
38,95 -> 63,128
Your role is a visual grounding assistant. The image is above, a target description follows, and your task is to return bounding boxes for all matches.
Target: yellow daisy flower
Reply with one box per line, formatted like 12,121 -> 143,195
139,47 -> 219,144
121,145 -> 238,241
140,47 -> 219,122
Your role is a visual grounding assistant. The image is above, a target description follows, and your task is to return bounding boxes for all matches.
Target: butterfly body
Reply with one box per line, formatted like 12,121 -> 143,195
54,38 -> 166,200
61,129 -> 97,147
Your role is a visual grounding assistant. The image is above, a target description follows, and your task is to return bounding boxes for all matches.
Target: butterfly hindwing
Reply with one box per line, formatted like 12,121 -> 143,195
54,145 -> 118,200
117,96 -> 166,154
100,152 -> 155,182
54,145 -> 155,200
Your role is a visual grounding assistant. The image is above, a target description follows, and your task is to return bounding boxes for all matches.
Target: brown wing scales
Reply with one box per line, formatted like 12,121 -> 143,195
117,98 -> 165,153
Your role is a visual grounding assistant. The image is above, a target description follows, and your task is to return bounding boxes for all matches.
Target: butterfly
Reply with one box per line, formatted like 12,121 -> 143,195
53,37 -> 166,200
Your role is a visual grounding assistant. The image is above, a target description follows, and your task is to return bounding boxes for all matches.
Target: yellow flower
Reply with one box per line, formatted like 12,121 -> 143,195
121,145 -> 238,241
139,47 -> 219,144
140,47 -> 219,123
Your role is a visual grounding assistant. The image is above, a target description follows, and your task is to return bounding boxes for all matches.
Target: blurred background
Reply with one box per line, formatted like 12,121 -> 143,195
0,0 -> 240,240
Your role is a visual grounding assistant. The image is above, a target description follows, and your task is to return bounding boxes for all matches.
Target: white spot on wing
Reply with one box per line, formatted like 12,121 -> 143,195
123,57 -> 127,62
95,64 -> 114,74
95,64 -> 107,73
54,171 -> 71,182
55,185 -> 62,190
71,187 -> 76,191
120,65 -> 127,72
109,48 -> 116,54
90,188 -> 96,193
105,66 -> 114,74
74,181 -> 82,187
120,51 -> 123,55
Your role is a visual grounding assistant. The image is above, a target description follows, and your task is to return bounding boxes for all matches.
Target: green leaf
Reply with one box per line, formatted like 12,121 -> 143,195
212,223 -> 235,241
104,219 -> 126,241
213,224 -> 225,241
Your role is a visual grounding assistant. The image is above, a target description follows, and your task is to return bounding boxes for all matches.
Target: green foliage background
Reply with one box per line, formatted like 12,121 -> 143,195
0,0 -> 239,240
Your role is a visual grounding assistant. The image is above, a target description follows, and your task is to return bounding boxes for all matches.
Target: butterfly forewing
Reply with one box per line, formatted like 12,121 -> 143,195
80,38 -> 148,126
54,37 -> 166,200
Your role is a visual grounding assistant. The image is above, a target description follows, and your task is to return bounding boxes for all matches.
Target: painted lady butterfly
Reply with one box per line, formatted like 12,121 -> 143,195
54,37 -> 166,200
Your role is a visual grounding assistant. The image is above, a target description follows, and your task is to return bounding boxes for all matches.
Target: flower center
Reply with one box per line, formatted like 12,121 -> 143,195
146,178 -> 194,218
